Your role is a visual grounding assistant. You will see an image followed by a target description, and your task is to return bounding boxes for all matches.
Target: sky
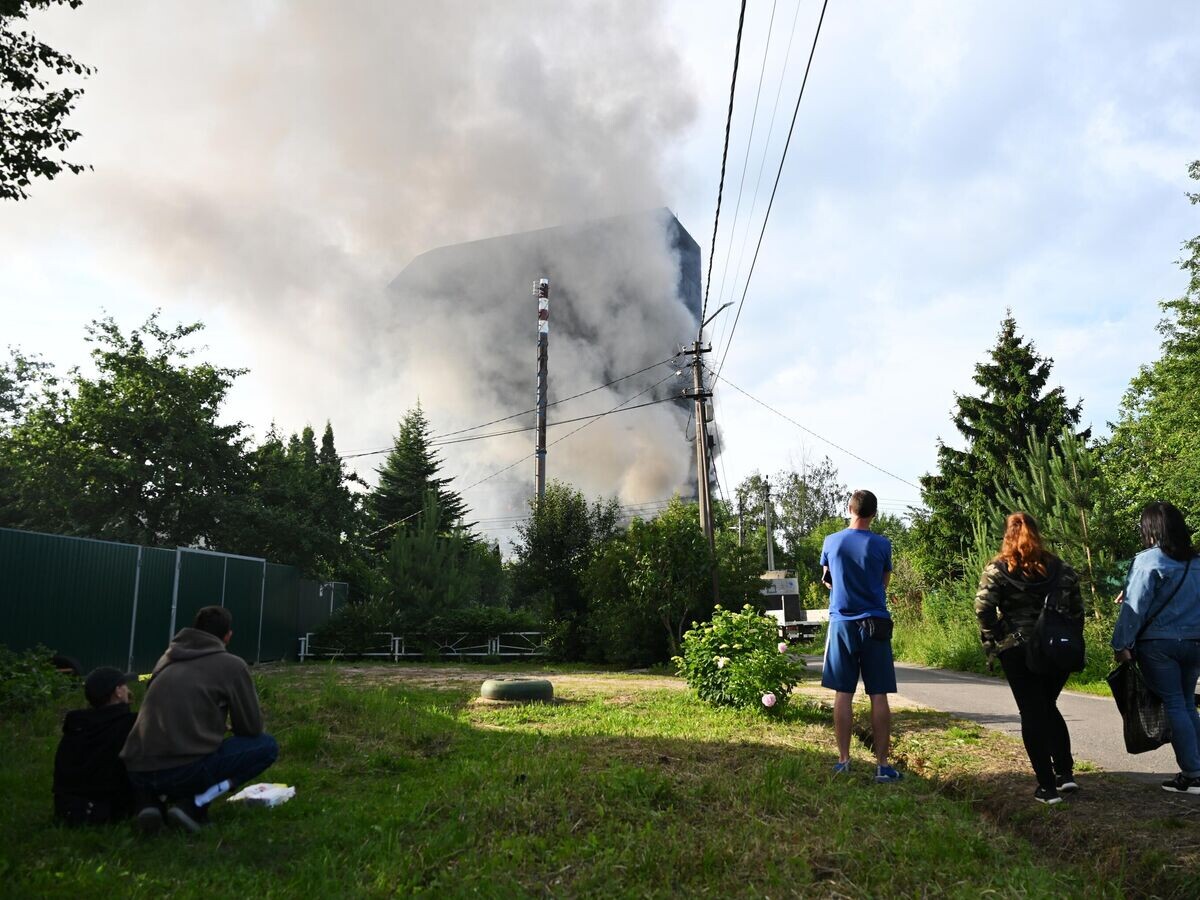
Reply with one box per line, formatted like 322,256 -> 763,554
2,0 -> 1198,548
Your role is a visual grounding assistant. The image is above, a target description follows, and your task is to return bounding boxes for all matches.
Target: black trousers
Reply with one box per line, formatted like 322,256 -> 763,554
999,647 -> 1073,789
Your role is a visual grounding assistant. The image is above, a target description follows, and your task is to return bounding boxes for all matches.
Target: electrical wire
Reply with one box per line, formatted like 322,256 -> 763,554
340,355 -> 679,461
700,0 -> 750,328
712,369 -> 922,491
711,0 -> 779,331
714,0 -> 830,380
426,396 -> 680,448
712,0 -> 805,359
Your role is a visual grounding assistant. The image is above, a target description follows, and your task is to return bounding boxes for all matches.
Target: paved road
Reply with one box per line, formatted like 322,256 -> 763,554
804,656 -> 1179,783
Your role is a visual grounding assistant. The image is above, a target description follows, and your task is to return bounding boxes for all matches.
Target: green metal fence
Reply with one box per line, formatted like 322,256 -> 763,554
0,526 -> 346,673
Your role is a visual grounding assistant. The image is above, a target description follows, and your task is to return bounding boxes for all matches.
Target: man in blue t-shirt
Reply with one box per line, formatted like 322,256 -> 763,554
820,489 -> 902,783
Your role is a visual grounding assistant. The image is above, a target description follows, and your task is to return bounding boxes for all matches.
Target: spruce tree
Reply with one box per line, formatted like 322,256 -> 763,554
914,313 -> 1082,577
1105,161 -> 1200,531
368,403 -> 467,550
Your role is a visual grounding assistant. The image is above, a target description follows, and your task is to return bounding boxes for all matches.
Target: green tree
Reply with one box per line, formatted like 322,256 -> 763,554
0,314 -> 247,546
1,0 -> 92,200
773,457 -> 849,557
508,481 -> 619,660
993,428 -> 1122,613
219,422 -> 364,582
588,498 -> 762,661
1105,161 -> 1200,532
368,404 -> 467,551
382,493 -> 484,623
913,313 -> 1082,579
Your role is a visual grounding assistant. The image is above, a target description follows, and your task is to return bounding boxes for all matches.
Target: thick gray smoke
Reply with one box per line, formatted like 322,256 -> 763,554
5,1 -> 702,541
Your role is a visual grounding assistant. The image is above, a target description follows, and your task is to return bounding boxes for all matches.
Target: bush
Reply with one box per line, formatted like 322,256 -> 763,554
0,644 -> 78,713
674,605 -> 805,713
310,599 -> 398,655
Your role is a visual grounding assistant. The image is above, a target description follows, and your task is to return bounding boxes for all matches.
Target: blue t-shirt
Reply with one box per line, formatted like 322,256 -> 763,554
820,528 -> 892,621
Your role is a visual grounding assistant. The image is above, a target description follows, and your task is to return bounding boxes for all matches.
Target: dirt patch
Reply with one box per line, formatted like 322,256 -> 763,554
273,662 -> 689,695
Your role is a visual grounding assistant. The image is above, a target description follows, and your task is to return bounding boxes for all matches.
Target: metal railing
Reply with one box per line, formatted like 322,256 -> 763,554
298,631 -> 547,662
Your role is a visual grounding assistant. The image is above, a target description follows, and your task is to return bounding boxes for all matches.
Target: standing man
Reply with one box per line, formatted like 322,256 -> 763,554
121,605 -> 278,833
820,489 -> 902,782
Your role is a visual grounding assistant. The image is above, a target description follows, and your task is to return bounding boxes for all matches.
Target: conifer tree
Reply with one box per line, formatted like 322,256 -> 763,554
913,313 -> 1082,577
368,403 -> 467,550
1105,161 -> 1200,531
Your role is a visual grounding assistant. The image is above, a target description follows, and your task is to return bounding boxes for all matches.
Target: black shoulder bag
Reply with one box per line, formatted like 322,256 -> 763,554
1106,557 -> 1192,754
1021,562 -> 1086,674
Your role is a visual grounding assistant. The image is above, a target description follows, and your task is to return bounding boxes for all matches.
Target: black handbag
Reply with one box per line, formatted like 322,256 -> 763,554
1106,660 -> 1170,754
1106,557 -> 1193,753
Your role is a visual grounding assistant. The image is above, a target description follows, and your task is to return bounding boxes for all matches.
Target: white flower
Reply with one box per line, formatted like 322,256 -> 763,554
777,641 -> 789,653
761,692 -> 777,708
715,656 -> 730,669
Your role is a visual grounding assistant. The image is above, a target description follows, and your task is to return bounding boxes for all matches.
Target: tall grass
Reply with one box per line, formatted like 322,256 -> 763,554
892,556 -> 1120,691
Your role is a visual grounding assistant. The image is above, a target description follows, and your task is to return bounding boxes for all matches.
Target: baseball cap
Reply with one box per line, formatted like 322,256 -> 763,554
84,667 -> 135,707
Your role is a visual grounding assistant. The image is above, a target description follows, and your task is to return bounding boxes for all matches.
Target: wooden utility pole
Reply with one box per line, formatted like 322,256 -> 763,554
764,477 -> 775,571
534,278 -> 549,503
683,340 -> 714,548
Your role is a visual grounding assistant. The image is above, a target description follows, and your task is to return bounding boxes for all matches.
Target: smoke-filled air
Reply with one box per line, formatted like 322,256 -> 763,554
8,0 -> 703,532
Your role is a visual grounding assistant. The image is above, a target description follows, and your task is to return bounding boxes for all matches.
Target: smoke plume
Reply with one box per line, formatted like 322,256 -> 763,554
3,1 -> 702,542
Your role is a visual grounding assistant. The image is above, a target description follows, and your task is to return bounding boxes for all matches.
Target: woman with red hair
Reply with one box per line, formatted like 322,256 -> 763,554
975,512 -> 1084,804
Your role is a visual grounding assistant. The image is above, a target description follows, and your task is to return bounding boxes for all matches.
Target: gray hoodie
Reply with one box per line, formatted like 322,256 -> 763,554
120,627 -> 264,772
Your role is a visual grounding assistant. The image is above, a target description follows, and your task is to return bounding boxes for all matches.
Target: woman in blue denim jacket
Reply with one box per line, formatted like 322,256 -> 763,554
1111,501 -> 1200,794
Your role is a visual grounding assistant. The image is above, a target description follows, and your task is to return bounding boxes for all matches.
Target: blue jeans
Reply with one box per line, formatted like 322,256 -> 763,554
128,734 -> 279,801
1138,640 -> 1200,777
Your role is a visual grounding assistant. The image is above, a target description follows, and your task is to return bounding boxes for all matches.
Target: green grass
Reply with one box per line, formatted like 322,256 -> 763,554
892,608 -> 1119,695
0,665 -> 1118,898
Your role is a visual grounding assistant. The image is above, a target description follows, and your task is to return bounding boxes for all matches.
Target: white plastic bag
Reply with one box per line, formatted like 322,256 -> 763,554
227,783 -> 296,807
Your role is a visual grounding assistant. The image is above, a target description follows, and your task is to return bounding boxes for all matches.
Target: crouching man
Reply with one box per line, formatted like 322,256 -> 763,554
121,605 -> 278,833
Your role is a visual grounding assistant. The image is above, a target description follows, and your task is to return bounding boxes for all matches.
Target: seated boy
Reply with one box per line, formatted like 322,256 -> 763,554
52,667 -> 138,825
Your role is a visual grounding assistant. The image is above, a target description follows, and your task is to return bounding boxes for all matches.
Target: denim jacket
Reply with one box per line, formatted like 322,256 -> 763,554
1111,547 -> 1200,649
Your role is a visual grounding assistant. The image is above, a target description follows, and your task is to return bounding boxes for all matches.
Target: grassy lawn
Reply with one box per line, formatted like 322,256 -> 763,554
0,662 -> 1184,898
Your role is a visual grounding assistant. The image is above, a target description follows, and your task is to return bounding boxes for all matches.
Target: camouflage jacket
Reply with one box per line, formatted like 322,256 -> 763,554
974,556 -> 1084,660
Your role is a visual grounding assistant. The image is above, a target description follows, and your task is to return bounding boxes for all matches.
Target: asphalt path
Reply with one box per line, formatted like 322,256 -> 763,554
803,655 -> 1179,783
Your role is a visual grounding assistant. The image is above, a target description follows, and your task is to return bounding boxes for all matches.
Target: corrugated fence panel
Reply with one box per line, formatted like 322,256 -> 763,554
223,557 -> 266,665
174,552 -> 227,640
131,548 -> 178,672
1,527 -> 339,671
260,564 -> 300,662
0,527 -> 139,672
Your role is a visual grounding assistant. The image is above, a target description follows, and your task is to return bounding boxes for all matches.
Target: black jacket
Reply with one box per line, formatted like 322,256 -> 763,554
53,703 -> 137,822
974,555 -> 1085,660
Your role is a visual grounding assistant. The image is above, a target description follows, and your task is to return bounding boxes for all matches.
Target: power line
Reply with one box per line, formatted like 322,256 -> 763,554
700,0 -> 750,328
712,369 -> 921,491
340,356 -> 679,461
712,0 -> 779,332
426,396 -> 680,448
715,0 -> 830,380
713,0 -> 805,359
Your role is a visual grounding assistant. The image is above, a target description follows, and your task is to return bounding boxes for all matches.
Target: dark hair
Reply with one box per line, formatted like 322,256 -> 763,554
995,511 -> 1048,577
849,489 -> 878,519
1139,501 -> 1197,561
192,605 -> 233,639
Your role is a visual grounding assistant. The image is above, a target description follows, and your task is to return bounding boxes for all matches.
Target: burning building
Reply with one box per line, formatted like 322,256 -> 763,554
385,208 -> 703,528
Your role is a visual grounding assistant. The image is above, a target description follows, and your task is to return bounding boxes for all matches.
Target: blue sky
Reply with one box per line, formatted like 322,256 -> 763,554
1,1 -> 1197,538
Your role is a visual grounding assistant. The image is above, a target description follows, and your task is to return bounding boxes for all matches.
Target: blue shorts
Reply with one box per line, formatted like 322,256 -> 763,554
822,619 -> 897,695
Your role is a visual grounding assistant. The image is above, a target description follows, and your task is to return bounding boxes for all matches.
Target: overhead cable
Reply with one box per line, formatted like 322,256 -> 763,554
340,356 -> 678,461
715,0 -> 830,380
700,0 -> 750,327
712,369 -> 921,491
712,0 -> 779,327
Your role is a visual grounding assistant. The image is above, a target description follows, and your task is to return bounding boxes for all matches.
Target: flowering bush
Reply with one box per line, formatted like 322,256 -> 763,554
673,605 -> 805,713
